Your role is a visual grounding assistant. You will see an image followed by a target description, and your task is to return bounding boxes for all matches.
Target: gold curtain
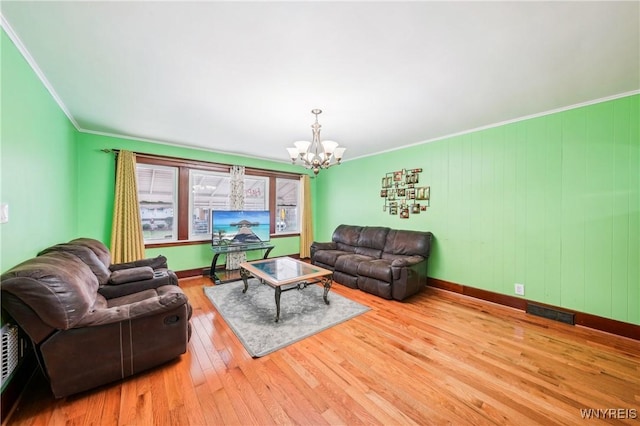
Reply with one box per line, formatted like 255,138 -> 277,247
299,174 -> 314,258
110,150 -> 145,263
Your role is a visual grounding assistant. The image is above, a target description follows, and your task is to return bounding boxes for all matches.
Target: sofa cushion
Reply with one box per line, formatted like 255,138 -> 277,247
0,252 -> 99,329
335,254 -> 376,275
356,226 -> 389,251
68,238 -> 112,268
383,229 -> 432,257
332,224 -> 363,252
39,243 -> 112,285
313,250 -> 351,268
357,259 -> 393,283
354,246 -> 382,258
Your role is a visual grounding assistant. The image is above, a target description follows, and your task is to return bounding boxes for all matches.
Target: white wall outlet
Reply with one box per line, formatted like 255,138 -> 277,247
0,203 -> 8,223
515,283 -> 525,296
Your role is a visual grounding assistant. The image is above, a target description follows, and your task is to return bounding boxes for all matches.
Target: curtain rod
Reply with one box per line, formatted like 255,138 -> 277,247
100,148 -> 304,178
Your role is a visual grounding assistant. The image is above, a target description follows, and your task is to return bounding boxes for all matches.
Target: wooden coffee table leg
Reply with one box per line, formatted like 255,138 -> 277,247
274,286 -> 282,322
240,267 -> 250,293
321,276 -> 332,304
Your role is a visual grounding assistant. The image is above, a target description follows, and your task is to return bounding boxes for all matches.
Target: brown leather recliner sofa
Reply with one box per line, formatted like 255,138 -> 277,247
0,238 -> 192,398
311,224 -> 433,300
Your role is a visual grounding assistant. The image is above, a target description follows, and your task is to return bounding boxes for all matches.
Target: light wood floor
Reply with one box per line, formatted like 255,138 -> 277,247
6,276 -> 639,425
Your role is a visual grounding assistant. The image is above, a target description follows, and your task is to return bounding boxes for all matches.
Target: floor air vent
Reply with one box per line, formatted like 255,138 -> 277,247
526,303 -> 575,325
1,324 -> 21,388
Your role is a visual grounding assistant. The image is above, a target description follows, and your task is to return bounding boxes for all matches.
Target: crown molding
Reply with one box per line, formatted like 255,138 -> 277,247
351,89 -> 640,162
1,14 -> 81,130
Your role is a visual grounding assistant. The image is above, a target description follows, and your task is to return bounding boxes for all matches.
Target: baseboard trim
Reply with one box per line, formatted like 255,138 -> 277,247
428,278 -> 639,341
175,268 -> 205,279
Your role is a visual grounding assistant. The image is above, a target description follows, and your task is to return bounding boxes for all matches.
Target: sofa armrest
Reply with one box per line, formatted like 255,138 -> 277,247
311,241 -> 337,251
77,286 -> 189,327
108,266 -> 154,285
391,255 -> 425,267
310,241 -> 337,260
109,255 -> 168,272
99,270 -> 178,299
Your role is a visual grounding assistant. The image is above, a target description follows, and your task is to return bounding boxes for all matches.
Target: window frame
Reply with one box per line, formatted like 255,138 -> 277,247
137,163 -> 179,243
134,153 -> 302,247
274,177 -> 301,235
188,170 -> 270,241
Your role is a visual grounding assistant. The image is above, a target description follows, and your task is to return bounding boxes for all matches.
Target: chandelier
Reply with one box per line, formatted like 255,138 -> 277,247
286,109 -> 346,175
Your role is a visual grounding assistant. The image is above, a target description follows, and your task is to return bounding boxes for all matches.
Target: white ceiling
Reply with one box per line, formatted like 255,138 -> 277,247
2,1 -> 639,163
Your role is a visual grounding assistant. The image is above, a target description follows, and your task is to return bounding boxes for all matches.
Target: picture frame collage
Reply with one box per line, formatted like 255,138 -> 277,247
380,168 -> 430,218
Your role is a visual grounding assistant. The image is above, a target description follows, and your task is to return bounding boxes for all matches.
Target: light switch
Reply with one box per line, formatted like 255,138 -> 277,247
0,203 -> 8,223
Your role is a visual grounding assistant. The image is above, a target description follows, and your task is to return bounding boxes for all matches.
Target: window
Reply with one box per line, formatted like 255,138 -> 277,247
275,178 -> 300,234
137,164 -> 178,242
134,154 -> 300,245
189,171 -> 269,240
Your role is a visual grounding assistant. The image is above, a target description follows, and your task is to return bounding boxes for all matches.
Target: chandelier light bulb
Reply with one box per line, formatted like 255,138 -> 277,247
286,147 -> 299,162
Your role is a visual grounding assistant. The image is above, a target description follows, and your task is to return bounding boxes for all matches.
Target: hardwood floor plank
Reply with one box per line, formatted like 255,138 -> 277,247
279,345 -> 371,426
5,277 -> 639,426
237,360 -> 295,425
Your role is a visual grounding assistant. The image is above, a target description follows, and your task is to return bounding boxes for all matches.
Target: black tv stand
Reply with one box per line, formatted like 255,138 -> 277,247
209,242 -> 274,284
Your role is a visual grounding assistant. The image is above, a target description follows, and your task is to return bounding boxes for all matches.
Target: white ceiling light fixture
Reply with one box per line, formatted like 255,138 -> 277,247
286,109 -> 346,175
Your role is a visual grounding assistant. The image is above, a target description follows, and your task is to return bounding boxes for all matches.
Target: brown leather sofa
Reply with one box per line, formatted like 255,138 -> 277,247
0,239 -> 192,398
311,225 -> 433,300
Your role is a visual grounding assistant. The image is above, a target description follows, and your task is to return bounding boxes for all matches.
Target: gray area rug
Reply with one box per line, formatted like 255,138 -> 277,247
204,279 -> 370,357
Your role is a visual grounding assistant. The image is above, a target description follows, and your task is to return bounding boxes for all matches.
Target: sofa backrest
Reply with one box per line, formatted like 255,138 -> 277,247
382,229 -> 433,258
68,238 -> 112,269
38,243 -> 111,285
0,252 -> 99,332
332,224 -> 363,252
355,226 -> 390,258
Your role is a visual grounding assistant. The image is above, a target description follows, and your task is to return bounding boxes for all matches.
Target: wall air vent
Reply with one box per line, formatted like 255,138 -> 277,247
526,303 -> 575,325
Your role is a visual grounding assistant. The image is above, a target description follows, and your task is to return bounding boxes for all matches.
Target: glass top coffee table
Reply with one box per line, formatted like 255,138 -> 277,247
239,257 -> 333,322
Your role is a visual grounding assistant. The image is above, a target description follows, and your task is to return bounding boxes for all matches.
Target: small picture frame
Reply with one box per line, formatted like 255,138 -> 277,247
416,186 -> 430,200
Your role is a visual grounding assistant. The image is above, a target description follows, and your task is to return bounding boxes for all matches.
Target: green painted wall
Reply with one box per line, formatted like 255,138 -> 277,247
0,30 -> 77,272
75,132 -> 307,271
315,95 -> 639,325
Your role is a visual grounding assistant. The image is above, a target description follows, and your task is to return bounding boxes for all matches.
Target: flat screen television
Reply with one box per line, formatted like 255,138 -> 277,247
211,210 -> 271,245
